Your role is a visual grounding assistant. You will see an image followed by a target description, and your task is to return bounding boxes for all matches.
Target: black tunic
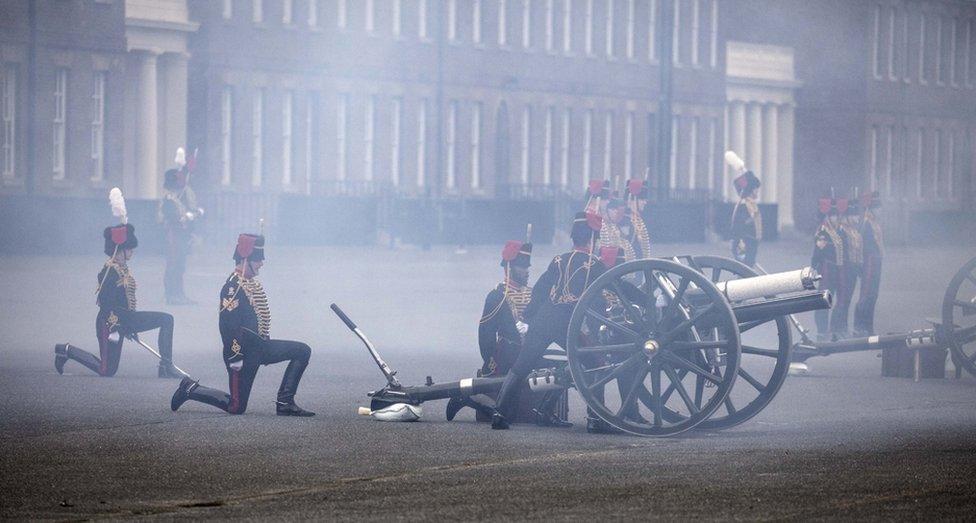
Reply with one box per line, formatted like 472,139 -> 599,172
219,271 -> 271,365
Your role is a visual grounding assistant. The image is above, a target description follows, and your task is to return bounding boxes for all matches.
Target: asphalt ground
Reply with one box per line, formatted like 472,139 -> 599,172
2,239 -> 976,520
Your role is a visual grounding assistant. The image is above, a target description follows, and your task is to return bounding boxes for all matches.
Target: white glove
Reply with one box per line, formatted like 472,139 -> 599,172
108,331 -> 121,344
516,321 -> 528,335
228,360 -> 243,371
184,212 -> 196,221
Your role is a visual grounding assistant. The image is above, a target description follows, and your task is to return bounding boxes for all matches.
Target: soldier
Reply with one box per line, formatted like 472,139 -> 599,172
491,211 -> 606,430
729,170 -> 763,267
159,148 -> 203,305
853,191 -> 883,336
170,233 -> 315,416
624,179 -> 652,260
600,195 -> 638,263
55,190 -> 182,378
811,196 -> 845,340
834,196 -> 863,338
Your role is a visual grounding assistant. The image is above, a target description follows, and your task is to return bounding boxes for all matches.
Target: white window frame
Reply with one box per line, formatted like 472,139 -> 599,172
672,0 -> 680,65
885,125 -> 893,197
252,0 -> 263,23
625,0 -> 635,60
583,109 -> 593,185
669,115 -> 678,189
252,89 -> 263,187
52,68 -> 67,180
602,111 -> 613,179
545,0 -> 554,52
624,111 -> 634,180
709,0 -> 717,68
365,0 -> 375,33
419,0 -> 429,39
2,64 -> 16,180
872,4 -> 882,79
304,93 -> 315,194
543,106 -> 553,185
473,0 -> 482,43
950,16 -> 959,87
946,129 -> 954,197
447,100 -> 457,189
222,0 -> 233,20
690,0 -> 700,66
90,71 -> 106,182
471,101 -> 482,189
888,7 -> 896,81
391,97 -> 402,186
308,0 -> 318,27
417,99 -> 427,187
562,0 -> 572,54
914,127 -> 923,199
919,13 -> 927,84
649,0 -> 657,61
560,107 -> 570,188
688,116 -> 697,189
523,0 -> 532,48
520,105 -> 531,184
934,128 -> 942,197
448,0 -> 458,41
221,87 -> 232,186
282,0 -> 292,24
282,91 -> 294,188
364,95 -> 375,181
869,126 -> 878,191
605,0 -> 615,58
707,116 -> 716,191
337,93 -> 348,181
585,0 -> 594,56
903,9 -> 911,82
498,0 -> 507,46
936,15 -> 944,86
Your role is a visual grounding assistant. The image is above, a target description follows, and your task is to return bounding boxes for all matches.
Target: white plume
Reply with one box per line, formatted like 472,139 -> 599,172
174,147 -> 186,168
109,187 -> 127,224
724,150 -> 746,174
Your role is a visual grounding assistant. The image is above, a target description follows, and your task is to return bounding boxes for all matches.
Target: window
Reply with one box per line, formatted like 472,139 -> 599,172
221,87 -> 232,186
872,4 -> 882,79
222,0 -> 232,19
252,0 -> 263,23
282,0 -> 292,24
885,125 -> 893,196
903,9 -> 911,81
709,0 -> 717,68
498,0 -> 507,46
560,108 -> 570,188
624,111 -> 634,180
583,109 -> 593,185
562,0 -> 571,54
52,69 -> 67,180
688,117 -> 697,189
305,93 -> 317,194
90,71 -> 106,182
417,100 -> 427,187
950,17 -> 958,86
914,127 -> 923,198
308,0 -> 318,27
393,0 -> 402,36
649,0 -> 657,61
391,97 -> 401,186
602,112 -> 613,179
919,13 -> 926,84
473,0 -> 482,43
869,126 -> 878,191
672,0 -> 680,65
625,0 -> 635,59
543,106 -> 553,185
448,0 -> 458,41
364,95 -> 375,181
888,7 -> 896,80
669,115 -> 677,188
936,15 -> 944,85
520,105 -> 531,184
447,101 -> 457,189
252,90 -> 263,187
366,0 -> 375,33
337,93 -> 348,181
934,129 -> 942,197
691,0 -> 700,66
545,0 -> 554,51
707,117 -> 716,190
338,0 -> 347,29
419,0 -> 428,39
471,102 -> 481,189
523,0 -> 531,48
282,91 -> 293,187
606,0 -> 615,58
967,18 -> 974,87
2,64 -> 16,180
585,0 -> 594,55
946,129 -> 954,197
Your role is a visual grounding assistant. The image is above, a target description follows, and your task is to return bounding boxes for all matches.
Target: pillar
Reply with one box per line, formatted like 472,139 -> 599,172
762,103 -> 778,204
136,49 -> 160,199
161,52 -> 189,181
746,102 -> 762,200
729,101 -> 746,201
777,103 -> 795,229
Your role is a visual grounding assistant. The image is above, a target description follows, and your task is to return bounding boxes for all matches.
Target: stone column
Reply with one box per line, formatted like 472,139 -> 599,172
161,52 -> 189,181
762,103 -> 778,205
777,103 -> 795,229
136,49 -> 160,199
729,101 -> 746,201
746,102 -> 763,200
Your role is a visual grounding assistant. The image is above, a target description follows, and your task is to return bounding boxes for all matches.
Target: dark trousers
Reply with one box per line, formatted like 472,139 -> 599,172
731,238 -> 759,267
815,263 -> 842,336
853,255 -> 882,335
832,264 -> 860,335
164,228 -> 189,300
185,339 -> 311,414
65,310 -> 174,376
496,303 -> 573,417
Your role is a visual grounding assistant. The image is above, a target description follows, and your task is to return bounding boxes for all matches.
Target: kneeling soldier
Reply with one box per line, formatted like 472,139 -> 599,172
170,234 -> 314,416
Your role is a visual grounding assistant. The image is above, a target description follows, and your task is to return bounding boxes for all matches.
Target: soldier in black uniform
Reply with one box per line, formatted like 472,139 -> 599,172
729,171 -> 762,267
834,196 -> 863,338
811,197 -> 845,340
54,220 -> 182,378
170,234 -> 315,416
625,179 -> 652,260
159,148 -> 203,305
854,191 -> 883,336
491,212 -> 607,430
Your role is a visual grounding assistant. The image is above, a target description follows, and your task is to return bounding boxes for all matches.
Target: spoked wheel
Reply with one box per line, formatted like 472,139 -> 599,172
566,259 -> 741,437
683,256 -> 792,430
942,256 -> 976,377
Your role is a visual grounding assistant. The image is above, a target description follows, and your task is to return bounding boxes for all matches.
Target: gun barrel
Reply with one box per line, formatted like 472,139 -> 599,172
717,267 -> 818,302
732,291 -> 833,325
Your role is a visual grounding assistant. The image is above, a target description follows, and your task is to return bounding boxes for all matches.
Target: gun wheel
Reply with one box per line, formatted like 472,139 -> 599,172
566,258 -> 740,437
943,256 -> 976,377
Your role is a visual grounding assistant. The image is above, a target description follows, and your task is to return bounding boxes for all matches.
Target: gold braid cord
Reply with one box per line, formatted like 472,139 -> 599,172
239,276 -> 272,339
630,212 -> 651,259
818,224 -> 845,266
839,221 -> 864,265
864,212 -> 884,257
600,220 -> 637,262
98,260 -> 137,311
745,199 -> 763,241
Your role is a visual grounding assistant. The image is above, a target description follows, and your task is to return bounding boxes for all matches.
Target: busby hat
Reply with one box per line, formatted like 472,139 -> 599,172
626,179 -> 648,201
818,197 -> 835,216
234,233 -> 265,263
835,197 -> 850,215
501,240 -> 532,268
103,224 -> 137,256
163,168 -> 186,191
586,179 -> 610,200
733,171 -> 761,197
571,211 -> 602,245
860,190 -> 881,209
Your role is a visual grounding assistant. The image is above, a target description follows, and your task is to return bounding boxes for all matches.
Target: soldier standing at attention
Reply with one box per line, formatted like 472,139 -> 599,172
811,196 -> 845,340
624,179 -> 652,260
55,188 -> 182,378
159,147 -> 203,305
834,196 -> 863,338
729,170 -> 763,268
854,191 -> 883,336
170,233 -> 315,416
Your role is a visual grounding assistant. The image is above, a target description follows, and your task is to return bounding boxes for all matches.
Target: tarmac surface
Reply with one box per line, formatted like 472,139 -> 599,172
2,239 -> 976,520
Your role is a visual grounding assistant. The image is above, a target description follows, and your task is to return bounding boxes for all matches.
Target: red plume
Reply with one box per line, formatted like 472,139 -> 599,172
818,198 -> 832,214
627,179 -> 644,195
236,234 -> 257,259
501,240 -> 523,262
600,247 -> 620,268
110,225 -> 127,245
585,212 -> 602,231
588,180 -> 604,196
835,198 -> 849,214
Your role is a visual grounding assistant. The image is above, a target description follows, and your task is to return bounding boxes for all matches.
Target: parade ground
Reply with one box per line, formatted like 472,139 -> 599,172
2,240 -> 976,520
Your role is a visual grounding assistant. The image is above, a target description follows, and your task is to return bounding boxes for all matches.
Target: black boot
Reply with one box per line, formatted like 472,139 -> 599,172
61,344 -> 103,375
446,396 -> 465,421
533,392 -> 573,428
173,379 -> 232,412
276,401 -> 315,417
585,408 -> 621,434
171,378 -> 197,411
54,344 -> 69,375
491,372 -> 521,430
